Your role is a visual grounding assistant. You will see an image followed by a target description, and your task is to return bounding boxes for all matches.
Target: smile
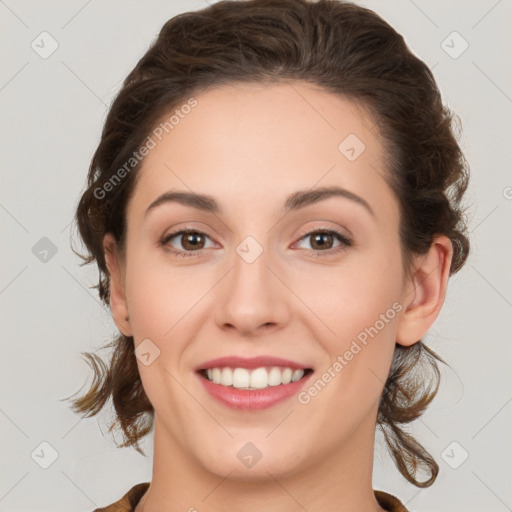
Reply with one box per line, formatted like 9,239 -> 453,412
195,355 -> 314,410
199,366 -> 313,390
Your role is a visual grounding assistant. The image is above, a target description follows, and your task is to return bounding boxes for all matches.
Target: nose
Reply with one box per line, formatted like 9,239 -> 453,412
213,245 -> 291,337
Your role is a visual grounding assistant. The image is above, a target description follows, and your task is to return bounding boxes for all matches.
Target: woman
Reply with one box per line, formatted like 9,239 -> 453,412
67,0 -> 470,510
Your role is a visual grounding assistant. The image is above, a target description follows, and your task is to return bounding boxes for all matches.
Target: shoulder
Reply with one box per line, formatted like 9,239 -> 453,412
92,482 -> 150,512
374,489 -> 409,512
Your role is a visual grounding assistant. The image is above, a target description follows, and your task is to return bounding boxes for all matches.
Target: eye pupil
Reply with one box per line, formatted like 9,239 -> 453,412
311,232 -> 332,250
183,232 -> 204,250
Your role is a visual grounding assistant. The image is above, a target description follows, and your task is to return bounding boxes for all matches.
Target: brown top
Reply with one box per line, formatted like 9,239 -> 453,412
92,482 -> 409,512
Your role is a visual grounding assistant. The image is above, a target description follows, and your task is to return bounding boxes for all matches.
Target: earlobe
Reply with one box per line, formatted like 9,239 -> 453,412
396,235 -> 453,347
103,233 -> 133,337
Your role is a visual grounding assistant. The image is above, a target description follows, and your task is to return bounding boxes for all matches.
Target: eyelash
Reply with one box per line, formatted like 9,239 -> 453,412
159,227 -> 353,258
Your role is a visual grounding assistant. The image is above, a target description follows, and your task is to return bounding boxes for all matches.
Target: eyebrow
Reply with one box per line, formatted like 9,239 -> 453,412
144,185 -> 375,218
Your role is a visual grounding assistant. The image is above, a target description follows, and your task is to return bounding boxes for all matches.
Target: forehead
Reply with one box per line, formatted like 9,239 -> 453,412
127,80 -> 398,224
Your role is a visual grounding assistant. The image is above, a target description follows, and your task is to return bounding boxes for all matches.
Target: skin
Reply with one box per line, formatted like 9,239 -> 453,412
103,81 -> 453,512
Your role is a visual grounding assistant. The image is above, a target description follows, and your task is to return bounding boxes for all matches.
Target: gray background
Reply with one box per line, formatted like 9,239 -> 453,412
1,1 -> 511,511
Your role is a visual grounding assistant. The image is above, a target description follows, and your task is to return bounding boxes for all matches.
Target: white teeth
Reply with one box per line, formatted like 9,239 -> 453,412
203,366 -> 306,389
268,367 -> 282,386
220,367 -> 232,386
291,369 -> 303,382
281,368 -> 293,384
250,368 -> 268,389
232,368 -> 250,388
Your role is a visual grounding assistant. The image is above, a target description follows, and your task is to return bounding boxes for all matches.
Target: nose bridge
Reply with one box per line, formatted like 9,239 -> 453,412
214,235 -> 290,335
234,235 -> 271,291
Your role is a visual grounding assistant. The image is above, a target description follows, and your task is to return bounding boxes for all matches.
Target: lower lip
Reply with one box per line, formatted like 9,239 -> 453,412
197,372 -> 313,411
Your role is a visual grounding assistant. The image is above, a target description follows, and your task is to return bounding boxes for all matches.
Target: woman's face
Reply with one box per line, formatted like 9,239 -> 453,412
108,81 -> 418,479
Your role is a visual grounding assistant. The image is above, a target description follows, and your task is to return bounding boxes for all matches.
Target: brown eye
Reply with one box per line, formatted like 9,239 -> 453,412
161,230 -> 214,257
309,232 -> 335,250
295,229 -> 352,255
179,231 -> 206,251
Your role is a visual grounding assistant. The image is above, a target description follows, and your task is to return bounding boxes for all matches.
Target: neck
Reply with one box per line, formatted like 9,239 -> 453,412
137,410 -> 386,512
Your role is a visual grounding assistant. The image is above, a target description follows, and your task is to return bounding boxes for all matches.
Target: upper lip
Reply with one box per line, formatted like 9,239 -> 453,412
195,356 -> 313,371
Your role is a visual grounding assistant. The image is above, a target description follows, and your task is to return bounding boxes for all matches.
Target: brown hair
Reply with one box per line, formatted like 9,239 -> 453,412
64,0 -> 470,488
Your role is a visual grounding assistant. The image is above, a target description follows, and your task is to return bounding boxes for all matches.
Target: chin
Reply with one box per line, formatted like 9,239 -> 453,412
193,438 -> 309,482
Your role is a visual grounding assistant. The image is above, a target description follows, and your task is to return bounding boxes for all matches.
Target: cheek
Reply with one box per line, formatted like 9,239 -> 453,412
315,242 -> 403,399
123,253 -> 202,411
319,242 -> 403,341
123,249 -> 214,347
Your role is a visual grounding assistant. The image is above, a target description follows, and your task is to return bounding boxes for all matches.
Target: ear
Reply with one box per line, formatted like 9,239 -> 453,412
103,233 -> 133,337
396,235 -> 453,347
